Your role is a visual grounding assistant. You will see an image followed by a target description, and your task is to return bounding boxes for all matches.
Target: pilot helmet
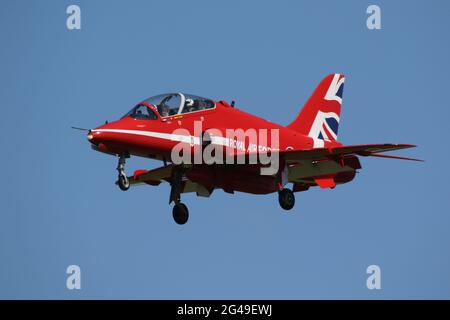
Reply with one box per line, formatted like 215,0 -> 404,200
185,98 -> 194,107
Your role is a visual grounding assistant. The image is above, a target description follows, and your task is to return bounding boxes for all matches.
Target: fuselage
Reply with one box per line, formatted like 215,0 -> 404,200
89,100 -> 342,161
87,93 -> 353,195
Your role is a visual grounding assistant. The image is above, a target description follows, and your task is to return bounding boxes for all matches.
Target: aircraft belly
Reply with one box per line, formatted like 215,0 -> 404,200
288,155 -> 360,190
288,160 -> 353,181
186,165 -> 277,195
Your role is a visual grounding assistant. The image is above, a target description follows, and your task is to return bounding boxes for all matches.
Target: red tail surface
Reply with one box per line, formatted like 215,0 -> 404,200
288,74 -> 345,143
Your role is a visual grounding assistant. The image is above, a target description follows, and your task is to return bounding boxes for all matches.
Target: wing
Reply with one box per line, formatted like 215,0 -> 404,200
124,144 -> 420,194
127,164 -> 213,197
129,164 -> 175,186
283,143 -> 423,162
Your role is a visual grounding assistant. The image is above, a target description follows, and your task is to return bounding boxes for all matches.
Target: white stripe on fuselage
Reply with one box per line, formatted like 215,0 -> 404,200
92,128 -> 281,152
91,128 -> 201,145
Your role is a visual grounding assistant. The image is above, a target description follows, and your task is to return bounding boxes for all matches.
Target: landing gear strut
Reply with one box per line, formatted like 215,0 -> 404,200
116,154 -> 130,191
169,169 -> 189,225
278,188 -> 295,210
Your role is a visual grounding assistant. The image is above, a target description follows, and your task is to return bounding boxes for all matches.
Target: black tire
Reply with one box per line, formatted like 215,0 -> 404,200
172,203 -> 189,225
118,173 -> 130,191
278,188 -> 295,210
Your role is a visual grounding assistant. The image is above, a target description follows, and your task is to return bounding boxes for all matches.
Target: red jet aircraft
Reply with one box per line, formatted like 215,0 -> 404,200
78,74 -> 421,224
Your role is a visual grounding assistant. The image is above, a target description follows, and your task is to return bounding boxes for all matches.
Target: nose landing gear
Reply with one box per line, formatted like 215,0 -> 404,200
116,154 -> 130,191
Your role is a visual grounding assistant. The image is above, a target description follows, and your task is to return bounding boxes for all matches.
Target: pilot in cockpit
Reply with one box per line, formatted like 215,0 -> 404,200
157,101 -> 170,117
184,98 -> 196,112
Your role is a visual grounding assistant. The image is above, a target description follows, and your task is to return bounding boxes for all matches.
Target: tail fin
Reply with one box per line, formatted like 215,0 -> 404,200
287,74 -> 345,144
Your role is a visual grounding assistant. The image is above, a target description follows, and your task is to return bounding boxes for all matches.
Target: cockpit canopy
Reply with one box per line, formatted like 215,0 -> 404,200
124,93 -> 215,120
123,104 -> 158,120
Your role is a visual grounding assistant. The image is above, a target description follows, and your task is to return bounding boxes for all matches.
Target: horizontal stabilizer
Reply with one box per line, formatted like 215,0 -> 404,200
282,143 -> 420,162
368,153 -> 424,162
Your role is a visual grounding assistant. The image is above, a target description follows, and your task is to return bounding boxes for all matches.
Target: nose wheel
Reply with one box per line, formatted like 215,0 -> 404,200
278,188 -> 295,210
116,154 -> 130,191
118,172 -> 130,191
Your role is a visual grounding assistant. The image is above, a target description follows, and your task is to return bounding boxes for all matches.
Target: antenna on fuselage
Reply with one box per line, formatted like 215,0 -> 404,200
231,100 -> 235,107
71,126 -> 90,131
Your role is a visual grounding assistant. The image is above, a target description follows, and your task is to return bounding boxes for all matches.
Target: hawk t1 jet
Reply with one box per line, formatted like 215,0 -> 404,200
76,74 -> 421,224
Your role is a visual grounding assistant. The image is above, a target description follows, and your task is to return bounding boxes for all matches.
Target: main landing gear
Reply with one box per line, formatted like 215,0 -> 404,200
116,154 -> 130,191
278,188 -> 295,210
169,169 -> 189,225
172,203 -> 189,225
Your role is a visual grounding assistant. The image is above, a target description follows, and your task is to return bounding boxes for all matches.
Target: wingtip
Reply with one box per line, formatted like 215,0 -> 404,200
393,143 -> 417,148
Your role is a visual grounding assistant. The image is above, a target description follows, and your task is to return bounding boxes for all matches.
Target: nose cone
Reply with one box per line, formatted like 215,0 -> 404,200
87,121 -> 126,155
88,123 -> 110,145
86,131 -> 94,142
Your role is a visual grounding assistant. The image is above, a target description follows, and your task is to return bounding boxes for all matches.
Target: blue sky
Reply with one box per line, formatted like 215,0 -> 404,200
0,0 -> 449,299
